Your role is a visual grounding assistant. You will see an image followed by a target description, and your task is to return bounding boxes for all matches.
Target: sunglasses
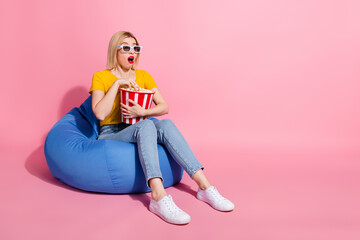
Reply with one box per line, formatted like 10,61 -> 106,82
117,45 -> 142,53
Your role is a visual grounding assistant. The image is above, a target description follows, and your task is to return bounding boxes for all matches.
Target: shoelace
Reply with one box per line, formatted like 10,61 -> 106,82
163,196 -> 182,215
207,187 -> 227,202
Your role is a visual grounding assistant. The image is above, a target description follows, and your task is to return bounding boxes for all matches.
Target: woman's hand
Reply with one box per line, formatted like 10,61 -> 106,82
114,79 -> 140,91
112,70 -> 140,91
121,99 -> 146,118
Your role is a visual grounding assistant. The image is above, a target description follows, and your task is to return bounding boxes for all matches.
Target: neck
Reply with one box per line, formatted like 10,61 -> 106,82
115,65 -> 132,74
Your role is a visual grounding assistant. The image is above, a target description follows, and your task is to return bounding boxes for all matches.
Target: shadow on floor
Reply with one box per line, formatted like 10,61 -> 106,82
25,144 -> 91,194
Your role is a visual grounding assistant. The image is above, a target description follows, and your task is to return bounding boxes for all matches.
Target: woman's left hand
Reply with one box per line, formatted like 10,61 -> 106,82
121,99 -> 146,118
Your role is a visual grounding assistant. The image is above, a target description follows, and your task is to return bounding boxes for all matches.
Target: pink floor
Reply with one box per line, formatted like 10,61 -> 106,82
1,143 -> 360,240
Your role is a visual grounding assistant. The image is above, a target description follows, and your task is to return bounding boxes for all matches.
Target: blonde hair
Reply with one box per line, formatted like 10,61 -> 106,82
106,31 -> 140,70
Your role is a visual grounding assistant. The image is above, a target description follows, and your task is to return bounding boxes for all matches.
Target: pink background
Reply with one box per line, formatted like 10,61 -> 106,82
1,0 -> 360,239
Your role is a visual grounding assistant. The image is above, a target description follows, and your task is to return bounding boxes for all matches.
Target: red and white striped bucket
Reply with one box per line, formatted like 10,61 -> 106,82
120,88 -> 155,124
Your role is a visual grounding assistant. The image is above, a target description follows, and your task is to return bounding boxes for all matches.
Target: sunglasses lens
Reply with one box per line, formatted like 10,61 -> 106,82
134,46 -> 141,53
122,46 -> 131,52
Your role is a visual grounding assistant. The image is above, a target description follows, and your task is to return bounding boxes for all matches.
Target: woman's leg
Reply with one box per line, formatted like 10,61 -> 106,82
98,119 -> 167,200
99,120 -> 192,224
192,169 -> 211,190
155,119 -> 211,190
148,178 -> 167,201
154,119 -> 235,211
155,119 -> 235,212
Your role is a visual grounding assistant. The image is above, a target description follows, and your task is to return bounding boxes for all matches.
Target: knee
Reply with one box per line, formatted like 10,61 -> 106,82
155,119 -> 175,131
136,119 -> 156,133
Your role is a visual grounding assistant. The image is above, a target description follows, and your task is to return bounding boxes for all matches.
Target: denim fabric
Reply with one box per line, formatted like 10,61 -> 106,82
97,119 -> 204,188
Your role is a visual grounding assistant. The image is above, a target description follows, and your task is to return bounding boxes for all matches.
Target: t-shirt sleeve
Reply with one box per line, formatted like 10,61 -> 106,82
89,72 -> 105,94
144,71 -> 158,90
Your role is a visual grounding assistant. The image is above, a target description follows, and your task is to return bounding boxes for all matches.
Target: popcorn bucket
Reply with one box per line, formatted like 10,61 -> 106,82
120,88 -> 155,124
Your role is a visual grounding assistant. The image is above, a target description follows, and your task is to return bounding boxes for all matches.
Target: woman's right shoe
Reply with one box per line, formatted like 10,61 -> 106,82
149,195 -> 191,225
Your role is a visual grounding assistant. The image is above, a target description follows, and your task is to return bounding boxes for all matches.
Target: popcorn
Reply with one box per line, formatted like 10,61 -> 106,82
120,87 -> 153,93
119,87 -> 155,124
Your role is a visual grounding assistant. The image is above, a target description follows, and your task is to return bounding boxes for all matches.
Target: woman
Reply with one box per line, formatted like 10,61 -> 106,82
89,31 -> 234,225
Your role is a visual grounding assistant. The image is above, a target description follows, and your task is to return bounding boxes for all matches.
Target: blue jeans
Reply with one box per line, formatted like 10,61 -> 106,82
97,119 -> 204,188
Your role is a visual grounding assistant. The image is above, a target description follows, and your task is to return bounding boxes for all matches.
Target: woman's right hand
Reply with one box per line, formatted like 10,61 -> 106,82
113,71 -> 140,91
114,79 -> 131,88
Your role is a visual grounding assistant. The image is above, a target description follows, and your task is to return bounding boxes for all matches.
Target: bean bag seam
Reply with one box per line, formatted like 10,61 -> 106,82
103,141 -> 119,191
101,140 -> 116,189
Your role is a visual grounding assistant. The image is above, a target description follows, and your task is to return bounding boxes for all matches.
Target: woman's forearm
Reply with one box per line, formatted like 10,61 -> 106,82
144,102 -> 169,117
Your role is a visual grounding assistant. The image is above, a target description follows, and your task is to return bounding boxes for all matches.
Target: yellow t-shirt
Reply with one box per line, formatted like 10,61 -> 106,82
88,69 -> 158,126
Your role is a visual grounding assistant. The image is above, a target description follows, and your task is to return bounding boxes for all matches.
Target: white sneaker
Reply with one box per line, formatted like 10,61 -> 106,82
149,195 -> 191,225
197,186 -> 235,211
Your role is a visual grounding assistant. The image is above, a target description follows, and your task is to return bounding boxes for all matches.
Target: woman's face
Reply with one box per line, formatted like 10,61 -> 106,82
117,37 -> 139,71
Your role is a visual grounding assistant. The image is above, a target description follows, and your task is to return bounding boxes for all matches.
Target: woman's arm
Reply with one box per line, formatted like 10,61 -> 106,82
92,79 -> 137,121
91,81 -> 120,121
144,88 -> 169,117
120,87 -> 169,119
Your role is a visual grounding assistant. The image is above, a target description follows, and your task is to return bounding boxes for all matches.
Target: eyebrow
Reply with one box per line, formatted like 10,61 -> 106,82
121,42 -> 137,45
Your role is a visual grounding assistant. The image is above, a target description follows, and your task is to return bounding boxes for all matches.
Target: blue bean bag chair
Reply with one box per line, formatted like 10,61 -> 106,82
44,95 -> 184,193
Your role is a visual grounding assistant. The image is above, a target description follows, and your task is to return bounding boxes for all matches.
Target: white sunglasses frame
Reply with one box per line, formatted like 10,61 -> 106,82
117,45 -> 143,53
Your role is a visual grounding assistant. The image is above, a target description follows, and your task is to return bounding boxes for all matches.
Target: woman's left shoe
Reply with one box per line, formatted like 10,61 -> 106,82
197,186 -> 235,211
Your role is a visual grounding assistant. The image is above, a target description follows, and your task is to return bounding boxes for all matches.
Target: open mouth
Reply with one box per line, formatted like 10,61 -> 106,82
128,56 -> 134,64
